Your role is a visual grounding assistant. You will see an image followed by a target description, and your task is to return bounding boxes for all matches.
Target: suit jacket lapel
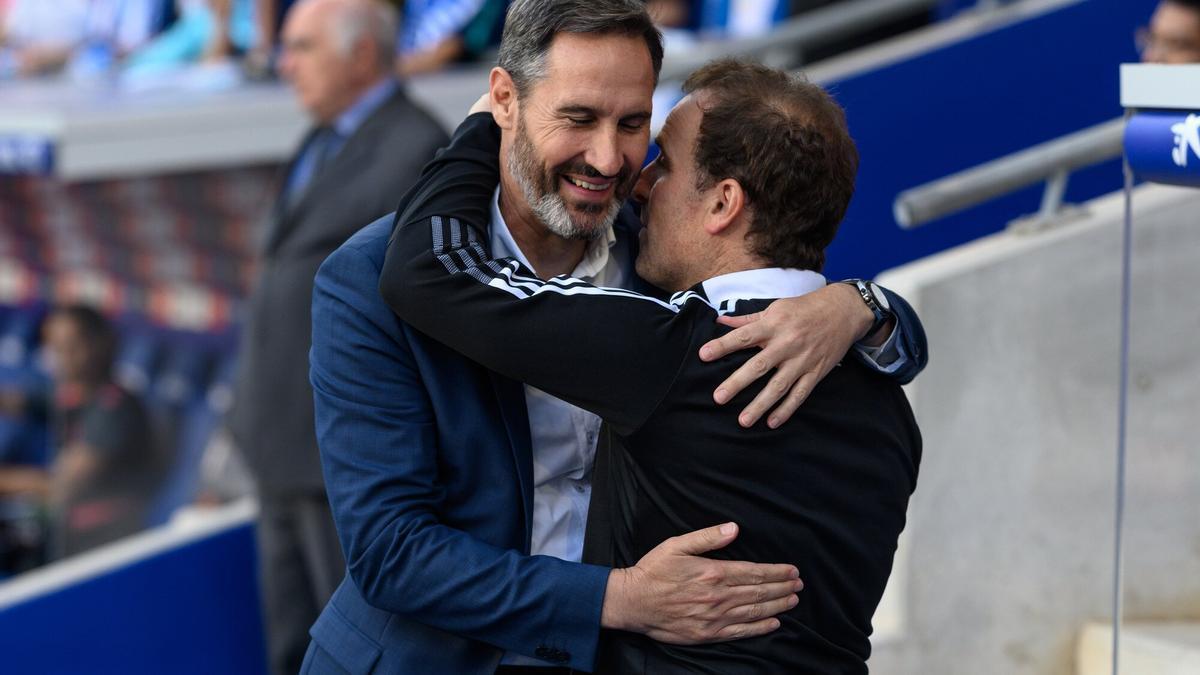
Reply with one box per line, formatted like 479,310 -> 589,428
270,90 -> 409,252
263,128 -> 319,255
285,90 -> 408,219
488,371 -> 535,549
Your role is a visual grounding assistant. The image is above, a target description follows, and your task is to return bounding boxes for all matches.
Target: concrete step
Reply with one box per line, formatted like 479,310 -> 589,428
1077,622 -> 1200,675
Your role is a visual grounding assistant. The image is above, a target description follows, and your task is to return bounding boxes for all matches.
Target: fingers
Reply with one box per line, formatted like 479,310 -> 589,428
712,617 -> 783,642
718,579 -> 803,611
731,357 -> 800,428
468,93 -> 492,115
764,371 -> 819,429
667,522 -> 739,556
711,349 -> 777,408
711,559 -> 800,586
714,312 -> 760,329
699,315 -> 768,363
724,590 -> 800,624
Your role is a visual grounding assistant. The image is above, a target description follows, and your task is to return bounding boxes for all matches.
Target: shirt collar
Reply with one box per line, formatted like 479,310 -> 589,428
331,77 -> 398,138
489,186 -> 617,280
700,268 -> 827,305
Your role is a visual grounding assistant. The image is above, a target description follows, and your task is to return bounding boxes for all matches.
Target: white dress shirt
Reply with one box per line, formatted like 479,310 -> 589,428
489,188 -> 630,566
491,188 -> 631,667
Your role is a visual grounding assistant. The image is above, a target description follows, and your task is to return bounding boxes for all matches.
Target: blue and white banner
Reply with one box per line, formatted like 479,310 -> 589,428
1124,111 -> 1200,188
0,135 -> 54,176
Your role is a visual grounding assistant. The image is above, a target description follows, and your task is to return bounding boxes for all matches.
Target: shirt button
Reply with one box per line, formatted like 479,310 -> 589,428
574,483 -> 586,494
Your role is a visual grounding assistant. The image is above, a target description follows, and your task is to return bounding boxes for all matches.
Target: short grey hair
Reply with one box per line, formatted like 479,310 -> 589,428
328,0 -> 398,70
497,0 -> 664,96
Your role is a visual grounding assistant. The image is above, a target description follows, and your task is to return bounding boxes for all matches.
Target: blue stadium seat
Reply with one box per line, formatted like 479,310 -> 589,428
113,329 -> 161,395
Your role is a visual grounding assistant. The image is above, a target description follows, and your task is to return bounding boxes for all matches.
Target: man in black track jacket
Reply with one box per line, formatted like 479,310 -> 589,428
381,59 -> 922,674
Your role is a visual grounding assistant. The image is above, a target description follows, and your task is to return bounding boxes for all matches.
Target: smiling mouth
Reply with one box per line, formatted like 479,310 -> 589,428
567,176 -> 610,191
561,171 -> 618,195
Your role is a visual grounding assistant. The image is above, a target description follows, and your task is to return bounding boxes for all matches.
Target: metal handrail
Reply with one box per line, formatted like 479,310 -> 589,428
658,0 -> 942,81
893,117 -> 1124,229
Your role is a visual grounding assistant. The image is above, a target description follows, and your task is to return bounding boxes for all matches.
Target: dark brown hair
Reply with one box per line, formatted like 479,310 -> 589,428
46,303 -> 117,380
682,59 -> 859,272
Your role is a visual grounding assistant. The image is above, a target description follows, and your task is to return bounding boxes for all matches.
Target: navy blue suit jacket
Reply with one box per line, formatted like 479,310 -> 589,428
305,215 -> 611,673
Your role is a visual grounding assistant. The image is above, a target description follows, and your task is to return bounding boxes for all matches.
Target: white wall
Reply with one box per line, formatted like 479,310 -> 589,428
869,184 -> 1200,674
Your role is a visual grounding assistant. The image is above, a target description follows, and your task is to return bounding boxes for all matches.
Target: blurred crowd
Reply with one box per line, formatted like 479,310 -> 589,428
0,0 -> 497,81
0,0 -> 507,81
0,0 -> 916,83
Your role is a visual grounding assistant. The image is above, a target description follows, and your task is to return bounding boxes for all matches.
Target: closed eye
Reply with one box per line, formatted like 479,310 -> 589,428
620,117 -> 649,132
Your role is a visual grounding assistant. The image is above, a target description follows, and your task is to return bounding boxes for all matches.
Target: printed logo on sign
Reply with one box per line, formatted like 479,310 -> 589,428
1170,114 -> 1200,168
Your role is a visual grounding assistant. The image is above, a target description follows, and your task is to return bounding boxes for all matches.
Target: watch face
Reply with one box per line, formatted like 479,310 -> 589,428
868,282 -> 890,310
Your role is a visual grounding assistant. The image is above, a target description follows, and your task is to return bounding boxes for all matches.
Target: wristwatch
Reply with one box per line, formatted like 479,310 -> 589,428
841,279 -> 892,337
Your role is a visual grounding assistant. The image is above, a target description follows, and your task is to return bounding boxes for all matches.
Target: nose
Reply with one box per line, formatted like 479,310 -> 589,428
632,161 -> 656,205
586,126 -> 623,178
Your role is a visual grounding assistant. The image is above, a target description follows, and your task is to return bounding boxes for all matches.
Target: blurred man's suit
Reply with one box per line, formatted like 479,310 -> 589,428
229,81 -> 448,675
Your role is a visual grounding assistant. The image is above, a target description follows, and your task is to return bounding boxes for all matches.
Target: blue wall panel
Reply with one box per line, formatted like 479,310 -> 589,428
0,523 -> 266,675
821,0 -> 1153,279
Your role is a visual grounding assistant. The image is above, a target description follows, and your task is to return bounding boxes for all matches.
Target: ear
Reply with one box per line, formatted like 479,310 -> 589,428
490,67 -> 518,130
702,179 -> 747,235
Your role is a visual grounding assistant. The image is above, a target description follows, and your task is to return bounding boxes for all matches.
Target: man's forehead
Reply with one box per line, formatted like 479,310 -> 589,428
532,32 -> 655,109
286,0 -> 331,36
544,30 -> 653,67
659,94 -> 704,145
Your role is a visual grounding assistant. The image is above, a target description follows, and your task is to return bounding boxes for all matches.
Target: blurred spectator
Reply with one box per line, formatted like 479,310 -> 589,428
697,0 -> 789,38
647,0 -> 690,28
124,0 -> 258,76
0,0 -> 165,78
0,306 -> 163,562
1138,0 -> 1200,63
395,0 -> 502,76
245,0 -> 287,74
225,0 -> 447,671
203,0 -> 265,60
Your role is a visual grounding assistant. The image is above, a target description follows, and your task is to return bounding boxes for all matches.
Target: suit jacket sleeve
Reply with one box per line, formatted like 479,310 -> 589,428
868,286 -> 927,385
311,241 -> 610,670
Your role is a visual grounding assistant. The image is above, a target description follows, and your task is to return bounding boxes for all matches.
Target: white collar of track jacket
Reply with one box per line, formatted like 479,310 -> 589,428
700,268 -> 827,307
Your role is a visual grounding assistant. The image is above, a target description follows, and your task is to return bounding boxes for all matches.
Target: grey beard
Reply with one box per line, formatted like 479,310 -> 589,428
508,124 -> 622,242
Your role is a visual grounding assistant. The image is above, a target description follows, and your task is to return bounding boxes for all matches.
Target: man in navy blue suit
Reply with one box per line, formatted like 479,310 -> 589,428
303,0 -> 926,672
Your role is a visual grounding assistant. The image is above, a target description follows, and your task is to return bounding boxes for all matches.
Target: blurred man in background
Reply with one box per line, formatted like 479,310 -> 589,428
0,305 -> 162,561
1139,0 -> 1200,63
226,0 -> 447,672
